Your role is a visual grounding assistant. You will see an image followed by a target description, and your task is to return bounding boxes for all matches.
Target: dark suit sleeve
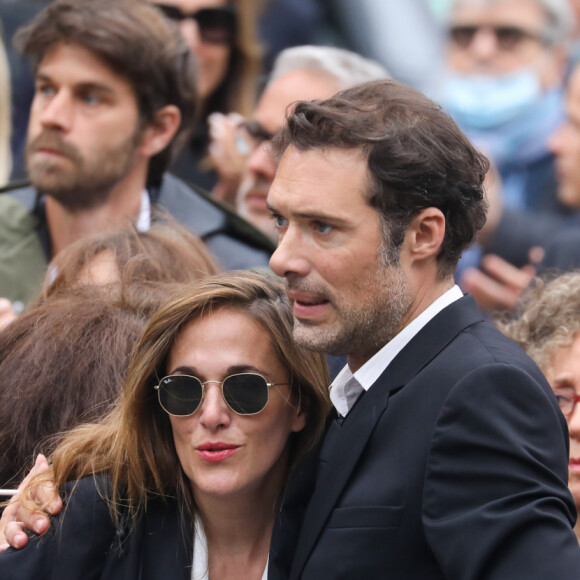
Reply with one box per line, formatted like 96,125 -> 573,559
423,363 -> 580,580
484,208 -> 574,267
0,476 -> 117,580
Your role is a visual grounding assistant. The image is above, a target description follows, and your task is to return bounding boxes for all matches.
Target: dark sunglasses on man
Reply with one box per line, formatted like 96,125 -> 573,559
154,3 -> 237,45
155,373 -> 289,416
449,24 -> 548,51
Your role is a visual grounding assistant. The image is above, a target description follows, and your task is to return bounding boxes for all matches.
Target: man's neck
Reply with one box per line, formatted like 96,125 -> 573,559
44,174 -> 147,259
346,276 -> 455,373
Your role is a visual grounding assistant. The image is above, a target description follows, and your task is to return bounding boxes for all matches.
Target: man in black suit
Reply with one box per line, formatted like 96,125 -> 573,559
266,79 -> 580,578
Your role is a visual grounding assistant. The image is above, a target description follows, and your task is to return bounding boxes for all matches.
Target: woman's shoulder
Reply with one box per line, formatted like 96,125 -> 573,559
0,475 -> 118,579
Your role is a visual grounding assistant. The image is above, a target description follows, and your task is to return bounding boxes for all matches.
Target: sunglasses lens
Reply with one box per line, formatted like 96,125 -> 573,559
196,8 -> 236,44
223,374 -> 269,415
158,376 -> 203,416
450,26 -> 477,48
495,27 -> 526,50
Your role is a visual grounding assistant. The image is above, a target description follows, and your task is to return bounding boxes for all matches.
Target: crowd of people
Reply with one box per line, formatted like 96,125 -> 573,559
0,0 -> 580,578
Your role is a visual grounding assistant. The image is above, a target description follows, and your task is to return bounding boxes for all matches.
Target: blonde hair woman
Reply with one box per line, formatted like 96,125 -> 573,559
0,271 -> 330,579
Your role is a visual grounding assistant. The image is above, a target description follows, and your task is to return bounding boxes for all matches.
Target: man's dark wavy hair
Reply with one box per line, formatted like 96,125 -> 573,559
273,80 -> 489,278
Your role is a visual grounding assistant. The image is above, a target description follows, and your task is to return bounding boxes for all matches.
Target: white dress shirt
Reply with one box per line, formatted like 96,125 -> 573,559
330,285 -> 463,417
136,189 -> 151,232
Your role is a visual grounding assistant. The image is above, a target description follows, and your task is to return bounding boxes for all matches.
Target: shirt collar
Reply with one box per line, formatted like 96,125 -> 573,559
137,189 -> 151,232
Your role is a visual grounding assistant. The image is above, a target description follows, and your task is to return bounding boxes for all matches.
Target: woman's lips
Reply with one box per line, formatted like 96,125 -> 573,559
569,457 -> 580,472
196,443 -> 241,463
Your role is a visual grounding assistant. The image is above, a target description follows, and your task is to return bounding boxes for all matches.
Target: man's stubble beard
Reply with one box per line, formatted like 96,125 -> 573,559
25,125 -> 143,212
291,262 -> 413,361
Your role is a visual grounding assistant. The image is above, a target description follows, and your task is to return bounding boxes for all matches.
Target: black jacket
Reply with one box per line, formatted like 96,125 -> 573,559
0,475 -> 193,579
270,295 -> 580,579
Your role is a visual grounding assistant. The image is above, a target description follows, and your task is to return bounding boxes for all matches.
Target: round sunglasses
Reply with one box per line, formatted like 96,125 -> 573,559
154,372 -> 288,416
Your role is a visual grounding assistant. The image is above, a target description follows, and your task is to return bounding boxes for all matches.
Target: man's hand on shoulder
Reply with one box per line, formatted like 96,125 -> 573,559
0,455 -> 61,552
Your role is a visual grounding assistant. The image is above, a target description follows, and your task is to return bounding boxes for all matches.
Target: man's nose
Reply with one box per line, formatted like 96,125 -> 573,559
38,90 -> 74,132
247,142 -> 278,181
468,27 -> 500,63
269,224 -> 311,278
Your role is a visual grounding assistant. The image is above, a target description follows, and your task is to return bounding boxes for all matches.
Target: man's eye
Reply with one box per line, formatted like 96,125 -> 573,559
37,85 -> 55,97
272,215 -> 288,228
315,222 -> 333,234
82,93 -> 101,106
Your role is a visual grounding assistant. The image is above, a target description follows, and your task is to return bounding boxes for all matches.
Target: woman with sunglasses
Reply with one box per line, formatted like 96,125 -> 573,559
497,271 -> 580,542
154,0 -> 262,195
0,270 -> 330,579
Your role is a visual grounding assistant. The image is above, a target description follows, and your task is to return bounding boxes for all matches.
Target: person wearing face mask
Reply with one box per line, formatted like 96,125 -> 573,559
440,0 -> 573,214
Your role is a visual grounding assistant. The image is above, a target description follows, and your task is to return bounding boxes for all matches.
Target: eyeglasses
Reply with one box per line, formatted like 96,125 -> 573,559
241,120 -> 275,148
154,4 -> 237,45
553,388 -> 580,418
154,373 -> 288,416
449,25 -> 547,51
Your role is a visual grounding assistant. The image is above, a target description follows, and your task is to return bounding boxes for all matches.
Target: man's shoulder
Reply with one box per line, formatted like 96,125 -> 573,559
156,173 -> 275,270
410,294 -> 543,383
0,181 -> 38,230
0,182 -> 46,304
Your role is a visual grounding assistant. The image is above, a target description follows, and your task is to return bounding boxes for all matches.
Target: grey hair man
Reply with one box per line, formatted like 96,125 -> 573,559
235,45 -> 388,239
440,0 -> 574,212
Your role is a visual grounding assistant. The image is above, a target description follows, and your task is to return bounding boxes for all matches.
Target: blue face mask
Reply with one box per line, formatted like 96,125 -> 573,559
440,68 -> 542,130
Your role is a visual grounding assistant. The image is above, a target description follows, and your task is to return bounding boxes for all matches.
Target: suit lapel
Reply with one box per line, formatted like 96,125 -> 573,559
289,295 -> 484,578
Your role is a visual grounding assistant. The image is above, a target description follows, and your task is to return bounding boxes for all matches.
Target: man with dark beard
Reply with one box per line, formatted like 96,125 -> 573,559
264,80 -> 580,578
0,0 -> 272,307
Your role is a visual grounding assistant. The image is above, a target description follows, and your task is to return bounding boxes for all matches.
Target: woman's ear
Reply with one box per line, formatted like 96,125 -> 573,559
139,105 -> 181,159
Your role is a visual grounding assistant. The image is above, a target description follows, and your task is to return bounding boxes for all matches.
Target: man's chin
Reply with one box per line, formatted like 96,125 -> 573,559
293,321 -> 344,355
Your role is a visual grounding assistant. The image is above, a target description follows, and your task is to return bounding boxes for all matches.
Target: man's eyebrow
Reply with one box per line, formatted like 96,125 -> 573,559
34,73 -> 116,96
74,82 -> 116,95
266,201 -> 351,225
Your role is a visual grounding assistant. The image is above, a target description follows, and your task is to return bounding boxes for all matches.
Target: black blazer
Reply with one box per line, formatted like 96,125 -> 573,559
0,476 -> 193,580
270,295 -> 580,579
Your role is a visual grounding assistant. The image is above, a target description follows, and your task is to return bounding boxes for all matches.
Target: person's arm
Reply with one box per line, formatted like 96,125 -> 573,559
0,455 -> 61,553
423,364 -> 580,579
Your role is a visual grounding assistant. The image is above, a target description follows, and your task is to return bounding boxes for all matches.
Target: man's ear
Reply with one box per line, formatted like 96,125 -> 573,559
139,105 -> 181,159
405,207 -> 446,262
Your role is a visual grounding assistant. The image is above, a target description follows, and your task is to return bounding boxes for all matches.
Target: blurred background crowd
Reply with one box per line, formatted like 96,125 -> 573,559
1,0 -> 580,541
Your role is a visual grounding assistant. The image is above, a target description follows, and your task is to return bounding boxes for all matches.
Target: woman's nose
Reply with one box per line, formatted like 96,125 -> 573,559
197,382 -> 232,430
